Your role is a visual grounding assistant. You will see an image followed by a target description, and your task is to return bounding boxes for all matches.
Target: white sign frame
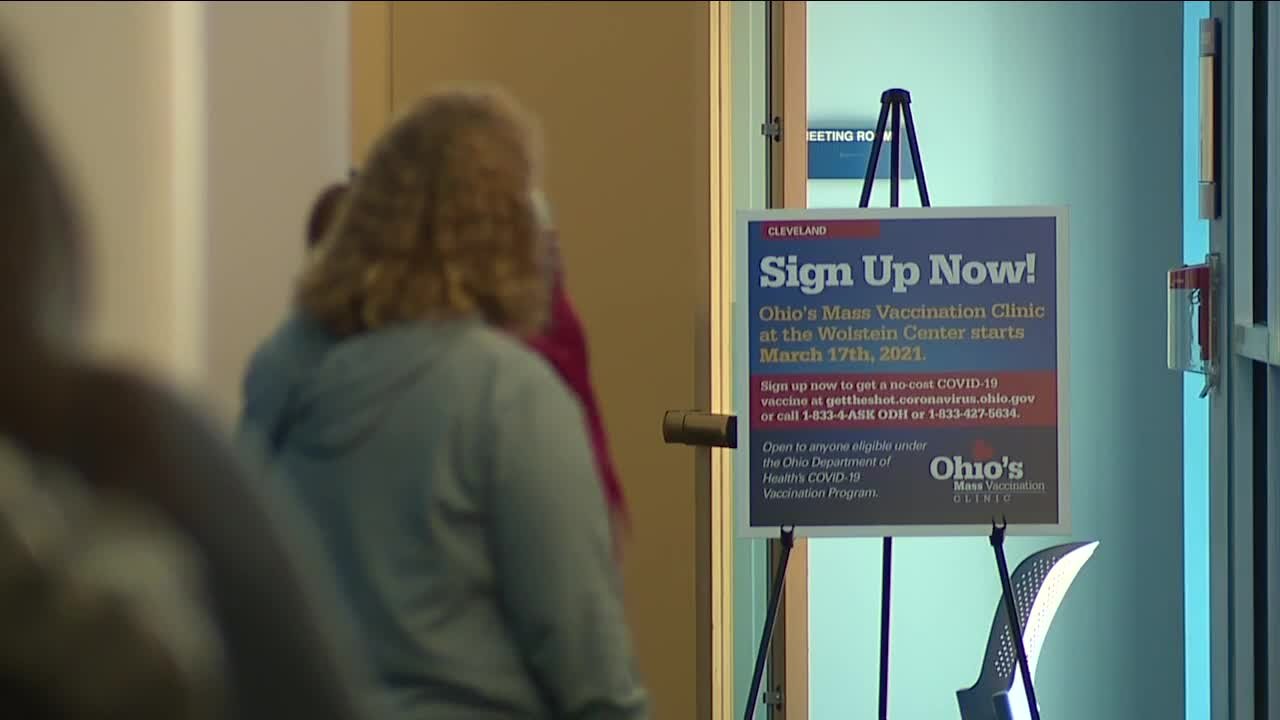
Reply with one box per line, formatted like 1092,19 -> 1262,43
733,206 -> 1071,539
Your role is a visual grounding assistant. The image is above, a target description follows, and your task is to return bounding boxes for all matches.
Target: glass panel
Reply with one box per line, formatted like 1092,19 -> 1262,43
1183,5 -> 1212,720
730,3 -> 772,718
806,2 -> 1185,718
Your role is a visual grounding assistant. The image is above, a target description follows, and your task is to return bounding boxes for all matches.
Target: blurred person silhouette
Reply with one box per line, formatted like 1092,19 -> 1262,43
0,44 -> 374,720
300,177 -> 629,557
238,88 -> 648,720
0,436 -> 226,720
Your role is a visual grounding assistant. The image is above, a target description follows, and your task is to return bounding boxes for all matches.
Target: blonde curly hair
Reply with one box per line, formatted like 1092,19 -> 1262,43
297,87 -> 548,337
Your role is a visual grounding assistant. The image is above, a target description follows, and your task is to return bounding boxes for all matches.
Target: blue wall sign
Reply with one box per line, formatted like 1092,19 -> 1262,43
808,128 -> 917,181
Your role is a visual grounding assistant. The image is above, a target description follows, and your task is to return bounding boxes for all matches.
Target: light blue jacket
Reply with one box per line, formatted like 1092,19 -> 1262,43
237,312 -> 648,720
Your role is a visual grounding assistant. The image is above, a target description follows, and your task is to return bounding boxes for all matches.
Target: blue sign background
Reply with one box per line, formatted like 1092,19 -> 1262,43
748,216 -> 1058,376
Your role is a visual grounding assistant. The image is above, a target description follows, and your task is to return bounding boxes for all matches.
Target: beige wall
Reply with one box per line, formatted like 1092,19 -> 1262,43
0,2 -> 196,381
357,2 -> 719,717
0,1 -> 350,422
203,1 -> 350,422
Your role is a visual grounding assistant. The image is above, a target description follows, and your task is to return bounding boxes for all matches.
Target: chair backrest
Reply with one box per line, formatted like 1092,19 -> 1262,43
992,691 -> 1015,720
956,540 -> 1099,720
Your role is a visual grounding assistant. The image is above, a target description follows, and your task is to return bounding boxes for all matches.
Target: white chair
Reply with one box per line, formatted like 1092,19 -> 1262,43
956,540 -> 1100,720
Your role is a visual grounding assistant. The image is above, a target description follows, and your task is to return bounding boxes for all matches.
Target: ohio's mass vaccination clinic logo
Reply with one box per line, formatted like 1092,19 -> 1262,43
932,439 -> 1044,505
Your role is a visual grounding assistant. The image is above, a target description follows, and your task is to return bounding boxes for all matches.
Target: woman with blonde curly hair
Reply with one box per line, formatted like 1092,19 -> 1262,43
237,88 -> 649,720
297,177 -> 631,558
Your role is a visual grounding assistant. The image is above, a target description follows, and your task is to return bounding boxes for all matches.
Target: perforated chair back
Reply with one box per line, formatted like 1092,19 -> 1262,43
956,541 -> 1099,720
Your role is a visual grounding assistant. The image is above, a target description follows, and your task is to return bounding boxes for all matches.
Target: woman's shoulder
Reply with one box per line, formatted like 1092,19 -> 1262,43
452,322 -> 559,377
249,311 -> 334,370
445,322 -> 576,408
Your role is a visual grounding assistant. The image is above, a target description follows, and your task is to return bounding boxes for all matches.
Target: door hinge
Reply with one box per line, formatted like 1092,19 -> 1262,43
762,687 -> 784,710
761,117 -> 782,141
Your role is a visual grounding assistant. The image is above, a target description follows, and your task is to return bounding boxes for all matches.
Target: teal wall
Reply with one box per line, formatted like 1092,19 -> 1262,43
805,2 -> 1185,718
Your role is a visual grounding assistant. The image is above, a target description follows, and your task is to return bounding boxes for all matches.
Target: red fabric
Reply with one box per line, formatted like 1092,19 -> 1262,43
524,280 -> 628,530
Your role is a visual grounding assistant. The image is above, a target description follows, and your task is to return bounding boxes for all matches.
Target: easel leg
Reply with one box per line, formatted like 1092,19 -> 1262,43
858,98 -> 893,209
877,535 -> 893,720
744,527 -> 796,720
989,518 -> 1041,720
900,101 -> 930,206
889,103 -> 901,208
856,88 -> 931,720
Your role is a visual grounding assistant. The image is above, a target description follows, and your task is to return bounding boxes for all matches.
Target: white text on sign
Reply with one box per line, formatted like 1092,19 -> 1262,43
758,253 -> 1039,295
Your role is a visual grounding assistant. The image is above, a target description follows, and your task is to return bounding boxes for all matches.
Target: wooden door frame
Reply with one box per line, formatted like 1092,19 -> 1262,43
714,2 -> 809,718
708,3 -> 735,718
765,2 -> 808,718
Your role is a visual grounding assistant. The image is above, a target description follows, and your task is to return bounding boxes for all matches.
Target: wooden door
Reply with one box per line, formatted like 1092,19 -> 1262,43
351,2 -> 725,717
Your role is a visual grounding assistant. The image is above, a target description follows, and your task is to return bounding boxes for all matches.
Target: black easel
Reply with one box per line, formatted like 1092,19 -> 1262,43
744,527 -> 795,720
989,518 -> 1041,720
856,88 -> 930,720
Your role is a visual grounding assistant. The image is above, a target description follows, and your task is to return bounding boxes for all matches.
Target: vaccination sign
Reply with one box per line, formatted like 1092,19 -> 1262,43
735,207 -> 1069,538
